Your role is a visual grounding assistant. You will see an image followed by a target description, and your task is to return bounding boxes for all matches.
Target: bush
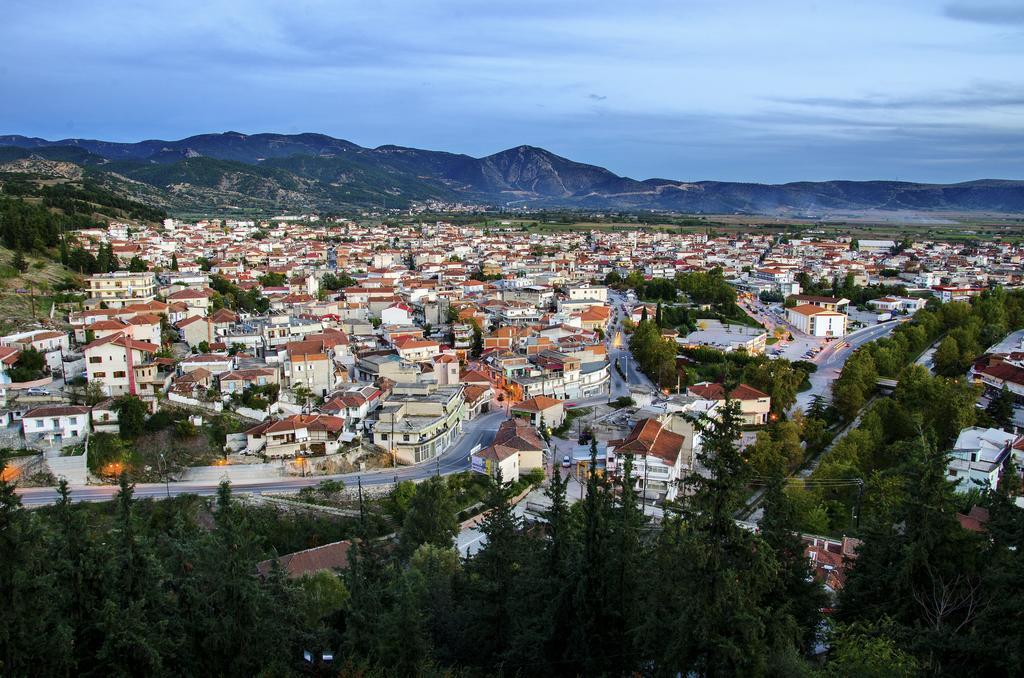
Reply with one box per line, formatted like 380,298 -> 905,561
524,467 -> 546,485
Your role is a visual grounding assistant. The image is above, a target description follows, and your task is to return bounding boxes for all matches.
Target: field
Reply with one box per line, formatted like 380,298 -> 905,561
0,246 -> 79,335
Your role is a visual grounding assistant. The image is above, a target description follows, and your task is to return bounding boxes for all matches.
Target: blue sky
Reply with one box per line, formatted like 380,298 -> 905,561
2,0 -> 1022,183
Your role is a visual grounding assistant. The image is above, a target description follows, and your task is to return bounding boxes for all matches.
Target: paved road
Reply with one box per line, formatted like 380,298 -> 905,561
607,291 -> 658,397
16,410 -> 508,507
792,320 -> 901,415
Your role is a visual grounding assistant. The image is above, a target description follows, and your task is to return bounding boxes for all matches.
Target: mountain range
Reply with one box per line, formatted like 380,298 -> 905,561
1,131 -> 1022,215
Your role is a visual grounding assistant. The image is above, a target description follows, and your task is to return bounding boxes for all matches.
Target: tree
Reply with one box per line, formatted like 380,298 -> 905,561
826,619 -> 919,678
8,346 -> 46,382
398,476 -> 458,558
128,256 -> 148,272
759,474 -> 827,654
11,249 -> 28,273
640,400 -> 779,675
933,336 -> 963,377
114,395 -> 148,438
169,253 -> 178,271
471,321 -> 483,358
987,385 -> 1015,430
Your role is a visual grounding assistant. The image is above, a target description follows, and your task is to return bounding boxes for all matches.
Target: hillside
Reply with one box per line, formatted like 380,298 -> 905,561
2,132 -> 1023,214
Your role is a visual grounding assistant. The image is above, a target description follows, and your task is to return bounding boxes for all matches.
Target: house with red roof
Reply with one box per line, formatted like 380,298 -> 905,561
607,417 -> 690,502
687,382 -> 772,426
242,413 -> 350,458
471,418 -> 547,482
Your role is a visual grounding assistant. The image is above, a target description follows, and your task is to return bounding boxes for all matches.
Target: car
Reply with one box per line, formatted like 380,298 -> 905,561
562,455 -> 571,468
25,388 -> 49,396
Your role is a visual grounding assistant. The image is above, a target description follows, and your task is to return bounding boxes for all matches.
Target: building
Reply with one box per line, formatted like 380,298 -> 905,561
947,427 -> 1023,493
22,405 -> 91,446
510,395 -> 565,429
243,414 -> 350,459
373,383 -> 465,464
607,417 -> 689,502
86,272 -> 156,308
686,382 -> 772,425
680,319 -> 768,354
471,418 -> 548,482
786,294 -> 850,313
83,333 -> 162,397
866,296 -> 927,314
786,304 -> 847,337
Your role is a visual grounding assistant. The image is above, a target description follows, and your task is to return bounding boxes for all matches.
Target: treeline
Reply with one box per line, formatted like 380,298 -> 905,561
337,405 -> 830,675
0,177 -> 166,254
831,290 -> 1024,417
40,181 -> 166,223
0,195 -> 94,252
0,476 -> 384,676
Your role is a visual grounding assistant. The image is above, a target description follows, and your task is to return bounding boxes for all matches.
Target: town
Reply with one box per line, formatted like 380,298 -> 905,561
2,216 -> 1020,512
4,212 -> 1024,674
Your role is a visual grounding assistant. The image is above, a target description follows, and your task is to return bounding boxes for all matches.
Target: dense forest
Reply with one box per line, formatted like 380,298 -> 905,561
0,173 -> 165,257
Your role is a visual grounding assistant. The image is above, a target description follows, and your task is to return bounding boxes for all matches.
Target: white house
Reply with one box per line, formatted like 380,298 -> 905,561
948,427 -> 1023,493
22,405 -> 91,446
381,303 -> 414,325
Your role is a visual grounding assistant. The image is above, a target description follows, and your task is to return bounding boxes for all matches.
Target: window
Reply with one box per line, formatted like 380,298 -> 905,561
89,356 -> 103,364
94,372 -> 106,378
113,371 -> 126,378
380,433 -> 388,441
68,417 -> 77,425
35,420 -> 43,428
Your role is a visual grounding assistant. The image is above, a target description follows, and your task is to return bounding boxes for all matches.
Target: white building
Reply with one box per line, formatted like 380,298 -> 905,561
948,427 -> 1022,493
786,305 -> 847,337
22,405 -> 91,446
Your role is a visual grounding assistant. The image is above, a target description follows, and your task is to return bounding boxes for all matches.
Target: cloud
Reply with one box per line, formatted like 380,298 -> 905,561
769,83 -> 1024,111
944,2 -> 1024,25
588,93 -> 608,101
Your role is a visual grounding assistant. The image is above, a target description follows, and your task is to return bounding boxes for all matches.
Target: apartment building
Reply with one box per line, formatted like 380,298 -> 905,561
373,383 -> 465,464
87,272 -> 157,308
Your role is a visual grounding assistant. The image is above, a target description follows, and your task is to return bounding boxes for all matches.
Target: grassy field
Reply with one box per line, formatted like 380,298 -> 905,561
0,246 -> 80,335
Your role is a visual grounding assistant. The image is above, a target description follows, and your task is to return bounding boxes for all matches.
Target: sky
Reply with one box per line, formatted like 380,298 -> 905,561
2,0 -> 1023,183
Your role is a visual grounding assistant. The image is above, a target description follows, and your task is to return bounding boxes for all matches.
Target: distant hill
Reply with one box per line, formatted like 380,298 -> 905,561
2,132 -> 1022,214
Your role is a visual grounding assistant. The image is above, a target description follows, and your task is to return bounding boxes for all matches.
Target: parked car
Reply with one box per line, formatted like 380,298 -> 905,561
562,455 -> 571,468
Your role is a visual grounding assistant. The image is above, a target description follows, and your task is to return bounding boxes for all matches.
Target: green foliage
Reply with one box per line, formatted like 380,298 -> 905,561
7,346 -> 46,382
399,477 -> 458,557
258,271 -> 287,287
114,395 -> 148,438
321,271 -> 355,290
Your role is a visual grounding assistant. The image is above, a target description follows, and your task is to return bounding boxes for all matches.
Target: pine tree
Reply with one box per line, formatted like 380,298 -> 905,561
759,474 -> 827,654
464,476 -> 523,668
398,476 -> 458,558
987,385 -> 1015,430
11,249 -> 27,273
641,400 -> 777,675
170,252 -> 179,271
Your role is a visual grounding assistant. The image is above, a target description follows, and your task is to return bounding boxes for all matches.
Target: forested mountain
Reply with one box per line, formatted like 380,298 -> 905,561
2,132 -> 1022,214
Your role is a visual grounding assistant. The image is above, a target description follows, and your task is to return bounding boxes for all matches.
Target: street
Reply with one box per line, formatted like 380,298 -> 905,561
791,320 -> 900,415
16,409 -> 508,507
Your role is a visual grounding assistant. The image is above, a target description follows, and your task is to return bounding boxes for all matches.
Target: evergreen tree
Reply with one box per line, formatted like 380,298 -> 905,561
463,476 -> 523,669
759,475 -> 827,654
11,249 -> 27,273
170,252 -> 179,271
398,476 -> 458,558
987,385 -> 1015,430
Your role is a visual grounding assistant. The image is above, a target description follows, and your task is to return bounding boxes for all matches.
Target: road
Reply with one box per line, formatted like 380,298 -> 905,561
792,320 -> 900,415
607,291 -> 658,397
16,409 -> 508,507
